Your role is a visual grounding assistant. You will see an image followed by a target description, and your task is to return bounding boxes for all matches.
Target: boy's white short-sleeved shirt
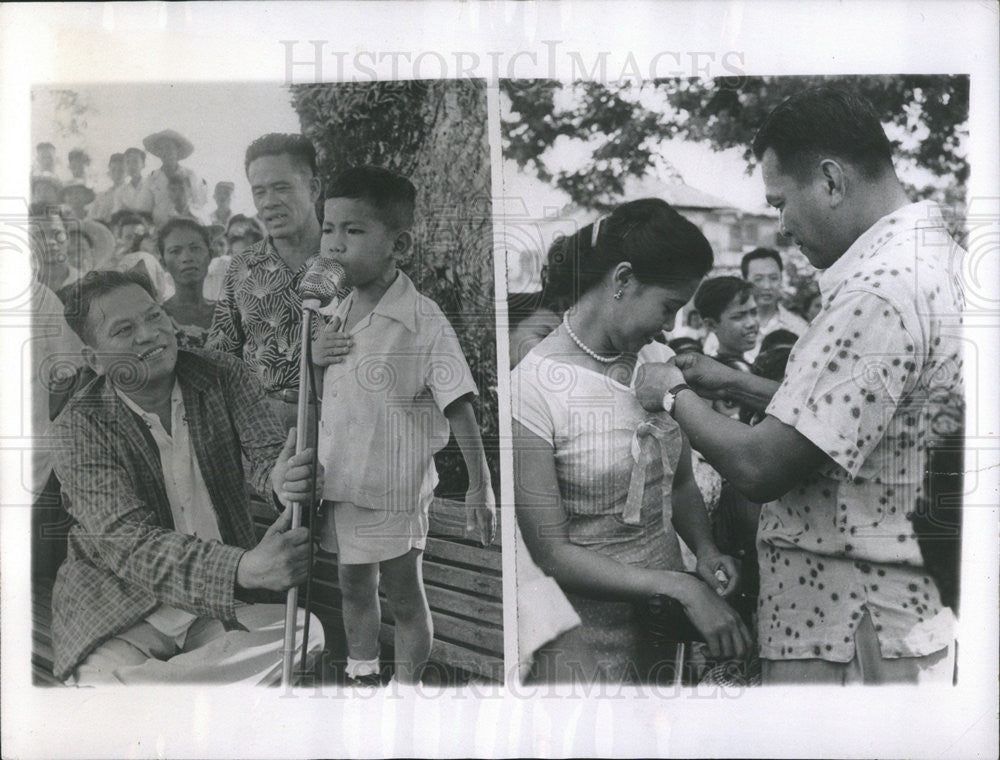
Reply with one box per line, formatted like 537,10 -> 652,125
318,270 -> 477,513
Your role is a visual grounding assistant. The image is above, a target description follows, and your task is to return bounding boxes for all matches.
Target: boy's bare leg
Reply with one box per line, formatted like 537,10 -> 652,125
380,548 -> 432,684
338,562 -> 381,666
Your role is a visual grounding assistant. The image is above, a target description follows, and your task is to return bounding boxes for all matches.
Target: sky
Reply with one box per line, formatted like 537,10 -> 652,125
31,82 -> 302,217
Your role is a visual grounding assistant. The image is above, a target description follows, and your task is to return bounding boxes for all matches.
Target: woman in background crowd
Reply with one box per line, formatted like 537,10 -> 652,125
157,217 -> 216,347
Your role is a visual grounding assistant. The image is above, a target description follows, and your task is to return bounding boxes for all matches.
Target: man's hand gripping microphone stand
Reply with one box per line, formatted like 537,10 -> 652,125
281,257 -> 345,687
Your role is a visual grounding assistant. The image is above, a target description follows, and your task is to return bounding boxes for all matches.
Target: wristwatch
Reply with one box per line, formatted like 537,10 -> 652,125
662,383 -> 692,415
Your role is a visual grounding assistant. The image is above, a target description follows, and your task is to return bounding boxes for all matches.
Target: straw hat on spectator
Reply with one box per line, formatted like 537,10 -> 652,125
81,219 -> 117,269
142,129 -> 195,160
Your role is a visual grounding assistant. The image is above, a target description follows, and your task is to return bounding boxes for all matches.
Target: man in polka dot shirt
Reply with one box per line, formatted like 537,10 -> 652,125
636,86 -> 964,685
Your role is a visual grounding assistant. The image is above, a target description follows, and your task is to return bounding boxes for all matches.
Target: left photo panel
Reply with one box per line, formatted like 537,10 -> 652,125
27,80 -> 503,687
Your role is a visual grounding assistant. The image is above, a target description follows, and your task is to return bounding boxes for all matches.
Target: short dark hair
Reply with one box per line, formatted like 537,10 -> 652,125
63,269 -> 157,345
37,142 -> 55,152
108,153 -> 125,166
760,328 -> 799,353
124,147 -> 146,162
693,276 -> 754,322
668,336 -> 704,355
108,209 -> 148,231
751,85 -> 894,179
244,133 -> 317,177
325,165 -> 417,230
157,217 -> 211,258
752,345 -> 793,384
225,213 -> 264,237
68,148 -> 90,164
543,197 -> 714,305
741,247 -> 783,279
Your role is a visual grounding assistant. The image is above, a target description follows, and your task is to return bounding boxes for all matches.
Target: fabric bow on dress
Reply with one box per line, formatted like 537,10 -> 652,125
623,417 -> 675,525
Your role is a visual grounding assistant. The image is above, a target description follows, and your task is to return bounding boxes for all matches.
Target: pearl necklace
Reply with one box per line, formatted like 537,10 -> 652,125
562,312 -> 622,363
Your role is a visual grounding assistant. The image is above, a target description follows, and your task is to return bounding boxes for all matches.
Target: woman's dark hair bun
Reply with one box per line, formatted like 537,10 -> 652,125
541,197 -> 714,306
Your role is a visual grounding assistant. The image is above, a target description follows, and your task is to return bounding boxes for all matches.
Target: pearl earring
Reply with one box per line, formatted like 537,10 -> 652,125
613,289 -> 623,300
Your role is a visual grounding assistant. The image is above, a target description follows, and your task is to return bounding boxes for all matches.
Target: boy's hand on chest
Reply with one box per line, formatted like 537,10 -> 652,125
313,315 -> 354,367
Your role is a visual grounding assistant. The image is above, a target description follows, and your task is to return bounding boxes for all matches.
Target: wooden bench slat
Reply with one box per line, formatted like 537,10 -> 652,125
311,576 -> 503,635
424,537 -> 501,572
427,496 -> 502,543
421,561 -> 502,600
426,611 -> 503,653
311,555 -> 502,601
377,625 -> 503,682
427,637 -> 504,682
425,585 -> 502,627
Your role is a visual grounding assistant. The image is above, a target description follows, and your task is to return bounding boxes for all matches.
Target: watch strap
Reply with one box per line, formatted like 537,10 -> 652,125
662,383 -> 693,414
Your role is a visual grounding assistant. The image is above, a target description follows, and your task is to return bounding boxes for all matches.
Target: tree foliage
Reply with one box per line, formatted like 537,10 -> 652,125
290,81 -> 498,496
47,88 -> 97,140
502,75 -> 969,212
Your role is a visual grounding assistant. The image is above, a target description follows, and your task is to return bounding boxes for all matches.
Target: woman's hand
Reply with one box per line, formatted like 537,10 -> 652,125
695,549 -> 741,598
674,576 -> 751,659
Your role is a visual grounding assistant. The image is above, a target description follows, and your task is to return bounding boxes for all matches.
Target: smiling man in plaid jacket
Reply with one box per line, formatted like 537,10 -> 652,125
50,269 -> 325,685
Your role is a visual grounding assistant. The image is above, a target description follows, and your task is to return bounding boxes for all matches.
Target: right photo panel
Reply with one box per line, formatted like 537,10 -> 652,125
502,76 -> 968,688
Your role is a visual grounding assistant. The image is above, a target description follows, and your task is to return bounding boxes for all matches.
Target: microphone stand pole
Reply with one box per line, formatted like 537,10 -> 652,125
281,298 -> 320,688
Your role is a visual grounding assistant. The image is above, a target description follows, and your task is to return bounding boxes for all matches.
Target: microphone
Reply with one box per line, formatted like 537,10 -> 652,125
283,254 -> 346,686
299,256 -> 346,310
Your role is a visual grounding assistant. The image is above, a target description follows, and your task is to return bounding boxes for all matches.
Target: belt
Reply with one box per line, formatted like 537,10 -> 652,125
265,387 -> 301,404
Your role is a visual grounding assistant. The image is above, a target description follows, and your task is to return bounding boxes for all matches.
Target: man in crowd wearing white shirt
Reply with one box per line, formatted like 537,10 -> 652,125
66,148 -> 93,187
742,247 -> 809,342
34,141 -> 58,178
142,129 -> 208,227
636,85 -> 964,685
210,181 -> 235,227
87,153 -> 126,222
119,147 -> 155,215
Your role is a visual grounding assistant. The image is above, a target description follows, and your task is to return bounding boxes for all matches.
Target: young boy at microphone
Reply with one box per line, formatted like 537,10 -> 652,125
312,166 -> 495,686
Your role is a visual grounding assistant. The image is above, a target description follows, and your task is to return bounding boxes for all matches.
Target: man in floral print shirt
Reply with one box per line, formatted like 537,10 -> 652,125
207,134 -> 326,431
636,86 -> 963,685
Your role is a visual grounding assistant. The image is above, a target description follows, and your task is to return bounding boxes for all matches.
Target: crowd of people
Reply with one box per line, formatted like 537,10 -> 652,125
30,130 -> 494,687
30,130 -> 269,343
513,86 -> 965,688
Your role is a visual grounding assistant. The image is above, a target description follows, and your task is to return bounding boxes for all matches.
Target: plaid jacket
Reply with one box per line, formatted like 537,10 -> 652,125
49,349 -> 285,680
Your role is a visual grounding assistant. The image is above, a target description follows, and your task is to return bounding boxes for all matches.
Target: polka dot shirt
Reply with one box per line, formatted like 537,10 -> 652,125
758,201 -> 963,662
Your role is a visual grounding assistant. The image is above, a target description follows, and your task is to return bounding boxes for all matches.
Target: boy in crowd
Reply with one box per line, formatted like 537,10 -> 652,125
692,276 -> 760,367
312,166 -> 495,685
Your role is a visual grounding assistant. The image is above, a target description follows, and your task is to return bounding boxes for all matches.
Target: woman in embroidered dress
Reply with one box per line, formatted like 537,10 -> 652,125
512,198 -> 749,683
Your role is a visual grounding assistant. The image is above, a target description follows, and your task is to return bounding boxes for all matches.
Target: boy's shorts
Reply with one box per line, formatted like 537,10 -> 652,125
317,500 -> 429,565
